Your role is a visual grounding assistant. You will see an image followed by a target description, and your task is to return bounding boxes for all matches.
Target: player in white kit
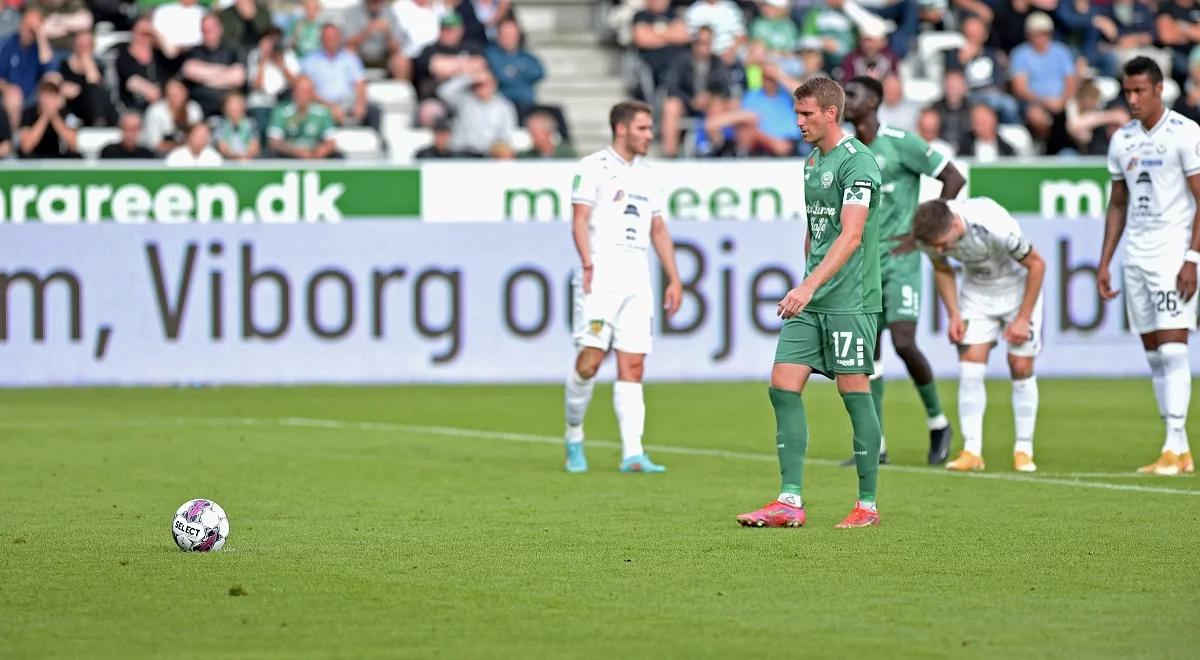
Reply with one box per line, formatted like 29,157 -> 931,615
911,197 -> 1047,472
1098,57 -> 1200,476
562,100 -> 684,473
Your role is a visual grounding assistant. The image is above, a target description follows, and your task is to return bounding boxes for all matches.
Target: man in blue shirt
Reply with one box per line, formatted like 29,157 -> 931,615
485,17 -> 543,114
738,64 -> 801,156
0,7 -> 52,136
1010,11 -> 1076,154
300,22 -> 379,130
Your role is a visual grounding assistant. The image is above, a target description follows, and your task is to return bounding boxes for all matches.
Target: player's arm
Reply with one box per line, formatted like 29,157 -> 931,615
1005,247 -> 1046,344
650,215 -> 683,316
936,162 -> 966,200
1097,178 -> 1128,300
572,202 -> 594,294
779,204 -> 867,319
1177,173 -> 1200,302
930,255 -> 965,343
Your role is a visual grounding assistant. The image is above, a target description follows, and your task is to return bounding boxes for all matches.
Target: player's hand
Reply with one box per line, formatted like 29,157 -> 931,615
947,316 -> 966,344
1097,265 -> 1120,300
1177,262 -> 1198,302
663,279 -> 683,317
1004,316 -> 1031,345
581,264 -> 593,294
777,285 -> 813,319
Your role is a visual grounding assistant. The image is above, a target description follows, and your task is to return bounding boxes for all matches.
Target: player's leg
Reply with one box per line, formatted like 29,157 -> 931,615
840,322 -> 886,467
563,284 -> 619,472
737,314 -> 820,527
611,290 -> 663,473
948,308 -> 998,471
1004,298 -> 1042,472
827,313 -> 883,528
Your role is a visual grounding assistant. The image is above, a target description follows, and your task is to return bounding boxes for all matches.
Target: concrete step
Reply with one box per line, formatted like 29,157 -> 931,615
540,77 -> 627,97
518,4 -> 596,35
538,47 -> 620,78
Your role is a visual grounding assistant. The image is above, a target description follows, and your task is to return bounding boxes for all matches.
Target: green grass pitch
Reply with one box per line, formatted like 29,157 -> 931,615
1,379 -> 1197,658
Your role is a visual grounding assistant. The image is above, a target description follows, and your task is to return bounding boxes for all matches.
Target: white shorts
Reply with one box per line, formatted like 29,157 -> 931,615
572,281 -> 654,355
1123,261 -> 1199,335
961,293 -> 1044,357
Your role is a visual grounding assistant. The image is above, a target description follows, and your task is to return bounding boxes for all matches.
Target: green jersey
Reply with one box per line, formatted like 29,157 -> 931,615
267,102 -> 334,150
867,124 -> 946,252
803,135 -> 882,314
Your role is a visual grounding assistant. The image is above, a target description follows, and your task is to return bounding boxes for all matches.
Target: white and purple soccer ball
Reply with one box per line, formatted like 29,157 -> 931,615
172,499 -> 229,552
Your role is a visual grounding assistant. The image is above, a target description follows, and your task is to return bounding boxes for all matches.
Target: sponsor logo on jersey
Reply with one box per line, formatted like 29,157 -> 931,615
1156,144 -> 1167,154
806,201 -> 836,218
589,319 -> 605,336
820,171 -> 834,188
811,216 -> 829,241
572,174 -> 582,191
1139,159 -> 1163,168
629,193 -> 649,202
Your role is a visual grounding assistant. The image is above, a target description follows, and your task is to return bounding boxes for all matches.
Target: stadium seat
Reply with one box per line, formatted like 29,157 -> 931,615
916,31 -> 965,80
76,127 -> 120,160
998,124 -> 1035,157
319,0 -> 358,10
93,31 -> 130,58
510,128 -> 532,154
367,80 -> 415,113
903,78 -> 941,105
1163,78 -> 1180,106
382,115 -> 432,163
330,128 -> 385,160
1093,76 -> 1120,104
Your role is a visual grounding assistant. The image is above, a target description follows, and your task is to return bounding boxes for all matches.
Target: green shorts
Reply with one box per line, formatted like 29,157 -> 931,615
774,310 -> 878,377
881,251 -> 923,325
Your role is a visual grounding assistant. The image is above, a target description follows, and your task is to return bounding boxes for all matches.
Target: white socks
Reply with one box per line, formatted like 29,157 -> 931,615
564,370 -> 595,443
1159,343 -> 1191,455
1012,376 -> 1038,457
1146,349 -> 1168,421
613,380 -> 646,459
959,362 -> 987,456
777,493 -> 802,508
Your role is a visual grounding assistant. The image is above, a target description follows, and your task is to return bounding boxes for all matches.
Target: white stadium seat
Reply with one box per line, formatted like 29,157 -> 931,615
917,31 -> 966,80
319,0 -> 358,11
382,114 -> 431,163
510,128 -> 532,154
1092,76 -> 1120,104
330,128 -> 385,160
367,80 -> 415,112
902,78 -> 941,105
93,31 -> 130,57
998,124 -> 1035,157
1163,78 -> 1180,106
76,127 -> 120,160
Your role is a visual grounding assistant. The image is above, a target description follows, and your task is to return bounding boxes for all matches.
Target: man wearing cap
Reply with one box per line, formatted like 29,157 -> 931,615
1010,11 -> 1076,154
412,12 -> 486,126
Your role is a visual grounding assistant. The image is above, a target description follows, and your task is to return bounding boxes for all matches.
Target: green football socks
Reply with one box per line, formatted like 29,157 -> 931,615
842,392 -> 882,502
769,387 -> 808,497
870,377 -> 885,427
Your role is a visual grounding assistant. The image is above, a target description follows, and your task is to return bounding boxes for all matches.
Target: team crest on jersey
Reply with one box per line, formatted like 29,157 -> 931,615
1156,144 -> 1167,154
820,171 -> 834,188
589,319 -> 605,335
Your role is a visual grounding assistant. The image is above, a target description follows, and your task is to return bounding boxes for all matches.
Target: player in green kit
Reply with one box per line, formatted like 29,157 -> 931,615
736,77 -> 885,529
838,76 -> 966,466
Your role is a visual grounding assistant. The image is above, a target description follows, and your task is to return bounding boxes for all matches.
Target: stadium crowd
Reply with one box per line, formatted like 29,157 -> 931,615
618,0 -> 1200,159
0,0 -> 570,161
0,0 -> 1197,162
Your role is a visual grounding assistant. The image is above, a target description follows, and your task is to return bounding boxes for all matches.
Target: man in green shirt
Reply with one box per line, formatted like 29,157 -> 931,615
840,75 -> 966,466
736,76 -> 884,530
266,75 -> 337,158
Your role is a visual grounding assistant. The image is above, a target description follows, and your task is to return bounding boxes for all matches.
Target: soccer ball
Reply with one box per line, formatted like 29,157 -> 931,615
172,499 -> 229,552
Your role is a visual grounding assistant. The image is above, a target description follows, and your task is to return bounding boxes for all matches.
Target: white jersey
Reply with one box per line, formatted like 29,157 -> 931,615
1106,109 -> 1200,267
937,197 -> 1034,313
571,148 -> 664,291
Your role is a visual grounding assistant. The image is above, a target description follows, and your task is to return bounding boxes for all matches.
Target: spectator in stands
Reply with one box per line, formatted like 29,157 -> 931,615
1065,79 -> 1128,155
519,110 -> 575,159
485,17 -> 542,117
33,0 -> 90,52
288,0 -> 322,59
685,0 -> 745,57
1173,46 -> 1200,124
751,0 -> 801,78
267,74 -> 338,158
100,111 -> 156,158
246,26 -> 297,139
394,0 -> 444,63
838,17 -> 897,85
800,0 -> 855,73
859,0 -> 918,60
917,0 -> 949,31
1156,0 -> 1200,88
58,30 -> 114,126
876,71 -> 919,131
989,0 -> 1036,55
933,68 -> 970,152
957,103 -> 1014,162
0,0 -> 20,42
0,7 -> 52,136
214,92 -> 259,160
345,0 -> 408,79
152,0 -> 204,51
413,13 -> 486,125
631,0 -> 688,101
1055,0 -> 1117,78
0,104 -> 11,158
946,13 -> 1018,124
442,68 -> 516,156
1095,0 -> 1156,72
165,121 -> 222,166
469,0 -> 513,43
116,16 -> 175,114
1010,11 -> 1075,154
660,26 -> 728,158
951,0 -> 992,24
738,61 -> 800,156
141,76 -> 202,154
182,14 -> 246,117
693,86 -> 752,157
302,23 -> 379,130
219,0 -> 272,60
796,36 -> 826,78
916,105 -> 955,157
415,116 -> 465,158
18,78 -> 78,157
